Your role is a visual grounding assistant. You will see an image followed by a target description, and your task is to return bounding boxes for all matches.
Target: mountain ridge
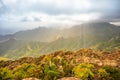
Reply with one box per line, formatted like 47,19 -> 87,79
0,22 -> 120,42
0,22 -> 120,59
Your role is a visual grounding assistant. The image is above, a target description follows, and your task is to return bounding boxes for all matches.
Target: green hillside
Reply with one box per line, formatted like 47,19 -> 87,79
0,36 -> 120,59
0,22 -> 120,59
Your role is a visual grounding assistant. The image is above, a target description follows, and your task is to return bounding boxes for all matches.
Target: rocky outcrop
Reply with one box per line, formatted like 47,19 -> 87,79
60,77 -> 82,80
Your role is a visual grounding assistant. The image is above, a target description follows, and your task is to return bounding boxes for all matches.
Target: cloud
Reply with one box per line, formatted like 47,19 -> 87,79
1,0 -> 120,20
21,16 -> 41,22
0,0 -> 120,34
1,0 -> 119,17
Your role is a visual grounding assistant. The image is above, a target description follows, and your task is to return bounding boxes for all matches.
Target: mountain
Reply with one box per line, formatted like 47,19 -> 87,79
13,22 -> 120,42
0,22 -> 120,59
0,34 -> 12,42
0,38 -> 47,59
62,22 -> 120,40
0,27 -> 60,42
13,27 -> 60,42
1,22 -> 120,42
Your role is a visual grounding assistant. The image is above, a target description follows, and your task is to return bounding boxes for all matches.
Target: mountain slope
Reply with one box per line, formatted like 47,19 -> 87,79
13,27 -> 60,42
0,22 -> 120,59
0,36 -> 120,59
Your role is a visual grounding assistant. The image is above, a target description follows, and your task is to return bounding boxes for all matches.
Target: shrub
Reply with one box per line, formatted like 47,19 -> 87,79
52,56 -> 63,66
103,66 -> 120,80
73,63 -> 94,80
98,68 -> 110,80
63,64 -> 74,76
61,59 -> 74,76
13,63 -> 43,79
26,64 -> 43,78
0,67 -> 13,80
43,64 -> 60,80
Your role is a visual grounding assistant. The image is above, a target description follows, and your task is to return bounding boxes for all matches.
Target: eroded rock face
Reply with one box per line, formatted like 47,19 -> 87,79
22,78 -> 40,80
60,77 -> 82,80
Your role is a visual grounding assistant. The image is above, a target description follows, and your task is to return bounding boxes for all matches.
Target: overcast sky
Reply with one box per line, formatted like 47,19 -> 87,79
0,0 -> 120,34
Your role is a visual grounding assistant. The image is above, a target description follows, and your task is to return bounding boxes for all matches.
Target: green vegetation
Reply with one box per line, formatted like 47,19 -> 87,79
0,22 -> 120,59
0,67 -> 13,80
73,63 -> 94,80
0,57 -> 8,61
98,68 -> 110,80
13,63 -> 43,79
102,66 -> 120,80
43,64 -> 60,80
0,49 -> 120,80
98,66 -> 120,80
0,36 -> 120,59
